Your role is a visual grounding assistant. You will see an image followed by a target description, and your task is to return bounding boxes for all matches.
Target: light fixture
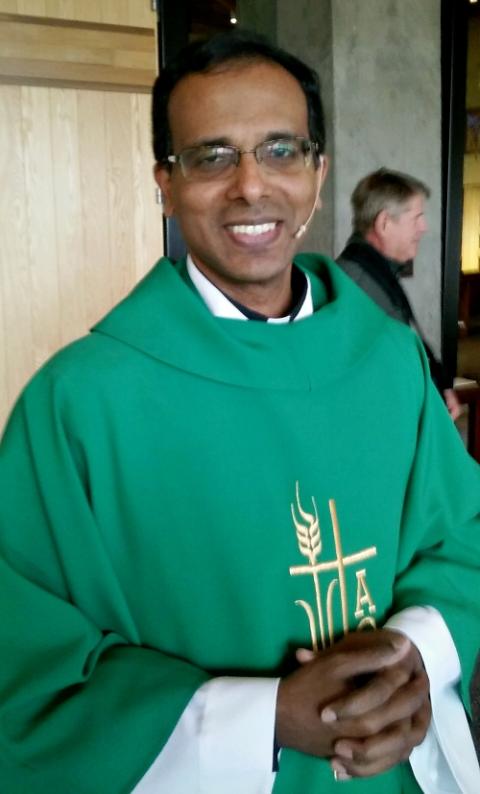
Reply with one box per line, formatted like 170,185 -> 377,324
230,10 -> 238,24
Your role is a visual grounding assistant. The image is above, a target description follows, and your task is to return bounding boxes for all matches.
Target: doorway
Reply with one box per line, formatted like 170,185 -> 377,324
442,0 -> 480,460
458,2 -> 480,383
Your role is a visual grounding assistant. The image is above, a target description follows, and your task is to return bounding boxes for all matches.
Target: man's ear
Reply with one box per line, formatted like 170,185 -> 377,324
315,155 -> 329,210
318,154 -> 329,185
154,163 -> 175,217
373,209 -> 390,238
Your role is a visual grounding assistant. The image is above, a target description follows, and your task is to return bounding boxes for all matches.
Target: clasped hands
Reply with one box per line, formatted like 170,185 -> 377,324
275,629 -> 431,780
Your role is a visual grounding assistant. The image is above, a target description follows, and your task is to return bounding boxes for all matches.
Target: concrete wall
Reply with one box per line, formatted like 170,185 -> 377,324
238,0 -> 442,351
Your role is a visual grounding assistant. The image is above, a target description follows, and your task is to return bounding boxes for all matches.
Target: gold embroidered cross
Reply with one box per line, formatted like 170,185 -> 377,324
289,482 -> 377,651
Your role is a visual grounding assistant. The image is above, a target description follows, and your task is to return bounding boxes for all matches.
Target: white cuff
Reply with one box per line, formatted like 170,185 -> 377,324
386,606 -> 480,793
131,677 -> 279,794
198,676 -> 279,793
385,605 -> 460,692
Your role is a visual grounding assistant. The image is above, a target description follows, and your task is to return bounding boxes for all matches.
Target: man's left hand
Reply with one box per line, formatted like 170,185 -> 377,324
444,388 -> 463,421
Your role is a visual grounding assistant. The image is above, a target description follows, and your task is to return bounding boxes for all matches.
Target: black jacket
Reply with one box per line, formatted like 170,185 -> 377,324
336,234 -> 451,391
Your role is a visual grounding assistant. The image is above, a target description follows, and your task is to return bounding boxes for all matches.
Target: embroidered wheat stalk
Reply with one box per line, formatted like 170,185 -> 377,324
291,481 -> 326,649
292,486 -> 321,565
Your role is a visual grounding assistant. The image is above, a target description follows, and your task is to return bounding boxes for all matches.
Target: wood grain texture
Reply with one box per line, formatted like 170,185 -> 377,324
0,85 -> 163,430
0,1 -> 18,11
464,153 -> 480,187
77,90 -> 114,326
45,1 -> 75,19
22,85 -> 62,372
0,275 -> 8,423
0,85 -> 31,421
131,92 -> 163,282
0,16 -> 156,91
0,0 -> 155,27
103,0 -> 129,26
462,186 -> 480,274
50,87 -> 86,346
105,91 -> 136,305
0,1 -> 160,430
16,0 -> 47,14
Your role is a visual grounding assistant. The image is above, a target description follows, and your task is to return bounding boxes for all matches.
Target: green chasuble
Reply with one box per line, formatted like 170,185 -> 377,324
0,255 -> 479,793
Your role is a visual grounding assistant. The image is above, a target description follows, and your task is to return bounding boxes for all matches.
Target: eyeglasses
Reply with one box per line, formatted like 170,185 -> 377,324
166,137 -> 321,181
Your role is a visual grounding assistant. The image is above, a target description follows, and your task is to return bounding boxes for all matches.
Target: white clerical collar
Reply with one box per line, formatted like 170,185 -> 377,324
186,255 -> 313,323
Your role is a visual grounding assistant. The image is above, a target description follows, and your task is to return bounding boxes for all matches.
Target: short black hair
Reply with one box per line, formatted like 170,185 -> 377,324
152,29 -> 326,164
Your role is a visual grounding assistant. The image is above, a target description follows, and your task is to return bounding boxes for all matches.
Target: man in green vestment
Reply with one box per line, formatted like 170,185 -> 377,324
0,29 -> 479,794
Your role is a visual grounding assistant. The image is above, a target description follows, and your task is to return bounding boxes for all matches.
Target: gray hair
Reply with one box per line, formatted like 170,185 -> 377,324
351,167 -> 431,235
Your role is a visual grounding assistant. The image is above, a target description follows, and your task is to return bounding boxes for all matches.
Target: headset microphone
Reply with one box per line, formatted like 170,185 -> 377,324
292,155 -> 325,240
293,197 -> 319,239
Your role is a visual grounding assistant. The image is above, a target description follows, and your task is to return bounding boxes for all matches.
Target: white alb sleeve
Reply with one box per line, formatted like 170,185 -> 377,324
386,606 -> 480,793
131,676 -> 279,794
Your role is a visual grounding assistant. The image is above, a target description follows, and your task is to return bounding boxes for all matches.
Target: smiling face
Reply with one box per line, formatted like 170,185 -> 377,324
381,194 -> 428,263
155,60 -> 327,315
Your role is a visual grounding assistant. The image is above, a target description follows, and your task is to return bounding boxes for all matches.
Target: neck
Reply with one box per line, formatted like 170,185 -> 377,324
222,282 -> 293,318
190,258 -> 294,319
363,229 -> 387,256
362,230 -> 409,265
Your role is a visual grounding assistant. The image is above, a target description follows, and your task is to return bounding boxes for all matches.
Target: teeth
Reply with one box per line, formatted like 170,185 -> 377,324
230,222 -> 276,236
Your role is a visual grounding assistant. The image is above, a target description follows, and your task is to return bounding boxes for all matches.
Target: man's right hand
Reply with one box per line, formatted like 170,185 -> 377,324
275,630 -> 425,763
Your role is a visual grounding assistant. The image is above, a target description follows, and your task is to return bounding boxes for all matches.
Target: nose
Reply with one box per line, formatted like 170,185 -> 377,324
225,152 -> 270,204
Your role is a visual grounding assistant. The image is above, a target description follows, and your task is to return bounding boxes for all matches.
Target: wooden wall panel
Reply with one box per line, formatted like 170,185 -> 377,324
46,1 -> 75,18
22,86 -> 62,369
50,88 -> 86,346
105,92 -> 137,306
127,0 -> 155,29
0,86 -> 32,406
0,1 -> 160,430
68,0 -> 100,23
77,91 -> 114,324
0,85 -> 163,430
0,0 -> 156,28
102,0 -> 129,26
0,279 -> 8,418
131,92 -> 163,282
16,1 -> 46,14
0,16 -> 156,92
462,187 -> 480,273
464,153 -> 480,186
